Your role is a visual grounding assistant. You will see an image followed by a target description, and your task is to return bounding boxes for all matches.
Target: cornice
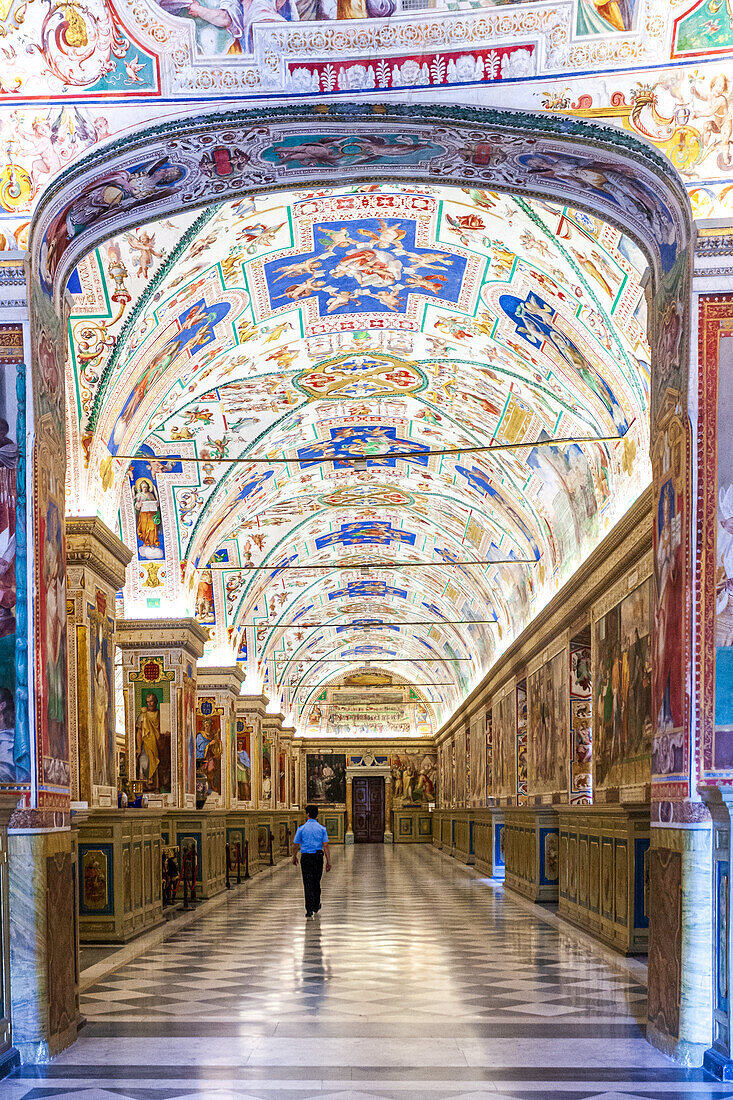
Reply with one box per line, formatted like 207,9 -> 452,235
436,486 -> 653,744
117,617 -> 208,660
237,694 -> 270,718
196,664 -> 245,695
66,516 -> 133,591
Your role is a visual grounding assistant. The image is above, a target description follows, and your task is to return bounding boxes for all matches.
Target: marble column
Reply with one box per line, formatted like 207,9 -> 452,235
384,774 -> 393,844
345,776 -> 354,845
116,619 -> 207,809
0,794 -> 19,1076
65,518 -> 132,808
8,827 -> 78,1062
196,666 -> 244,809
234,694 -> 267,807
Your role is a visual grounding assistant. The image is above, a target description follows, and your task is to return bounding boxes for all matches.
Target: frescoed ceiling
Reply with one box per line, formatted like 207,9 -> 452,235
66,181 -> 651,727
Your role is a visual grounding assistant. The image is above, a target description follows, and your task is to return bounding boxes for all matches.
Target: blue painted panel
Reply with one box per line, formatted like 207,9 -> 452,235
633,837 -> 650,929
539,827 -> 559,885
494,823 -> 505,867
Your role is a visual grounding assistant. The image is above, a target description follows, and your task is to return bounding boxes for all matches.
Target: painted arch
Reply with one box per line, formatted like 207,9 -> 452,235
21,104 -> 695,811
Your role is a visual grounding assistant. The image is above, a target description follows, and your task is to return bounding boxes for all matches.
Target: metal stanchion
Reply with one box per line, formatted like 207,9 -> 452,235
235,842 -> 242,885
225,842 -> 231,889
244,839 -> 250,880
268,828 -> 274,866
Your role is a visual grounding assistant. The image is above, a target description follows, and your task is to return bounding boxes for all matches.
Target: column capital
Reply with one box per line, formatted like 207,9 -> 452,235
66,516 -> 132,591
117,617 -> 207,661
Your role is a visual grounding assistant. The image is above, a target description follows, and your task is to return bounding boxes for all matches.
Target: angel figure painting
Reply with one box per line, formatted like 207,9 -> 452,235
132,477 -> 164,560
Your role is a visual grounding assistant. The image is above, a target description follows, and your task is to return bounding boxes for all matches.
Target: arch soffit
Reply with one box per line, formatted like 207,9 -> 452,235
30,103 -> 692,314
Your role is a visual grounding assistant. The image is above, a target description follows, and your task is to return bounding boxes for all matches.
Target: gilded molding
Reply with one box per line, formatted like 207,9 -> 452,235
116,617 -> 208,660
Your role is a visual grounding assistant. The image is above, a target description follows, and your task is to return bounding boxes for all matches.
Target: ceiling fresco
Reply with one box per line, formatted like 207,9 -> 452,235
66,181 -> 651,726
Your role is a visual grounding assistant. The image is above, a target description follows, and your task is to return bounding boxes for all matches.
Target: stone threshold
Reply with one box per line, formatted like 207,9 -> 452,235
79,858 -> 291,992
427,845 -> 648,984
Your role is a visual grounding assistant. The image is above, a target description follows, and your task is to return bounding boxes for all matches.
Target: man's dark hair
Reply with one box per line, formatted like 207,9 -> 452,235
306,804 -> 319,819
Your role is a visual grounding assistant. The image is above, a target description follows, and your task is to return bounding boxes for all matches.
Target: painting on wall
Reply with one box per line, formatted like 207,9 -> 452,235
468,716 -> 485,806
570,639 -> 592,804
528,649 -> 569,797
196,698 -> 223,795
37,438 -> 69,790
183,666 -> 197,798
594,576 -> 653,791
262,738 -> 273,802
390,752 -> 437,805
492,686 -> 516,802
516,679 -> 528,804
130,659 -> 173,794
89,592 -> 115,790
236,719 -> 252,801
80,846 -> 112,913
485,708 -> 492,803
576,0 -> 638,34
306,752 -> 346,803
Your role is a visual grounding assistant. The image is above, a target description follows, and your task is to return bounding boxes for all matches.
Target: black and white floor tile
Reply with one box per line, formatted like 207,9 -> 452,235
6,844 -> 733,1099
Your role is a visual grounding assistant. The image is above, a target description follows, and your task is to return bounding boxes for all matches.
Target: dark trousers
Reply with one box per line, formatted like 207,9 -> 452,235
300,851 -> 324,913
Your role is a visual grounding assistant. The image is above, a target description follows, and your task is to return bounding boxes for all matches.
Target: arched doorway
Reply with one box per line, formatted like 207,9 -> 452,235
17,104 -> 702,1063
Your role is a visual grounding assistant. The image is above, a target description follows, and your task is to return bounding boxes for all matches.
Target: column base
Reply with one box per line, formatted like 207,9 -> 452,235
704,1048 -> 733,1080
0,1047 -> 20,1080
384,831 -> 393,844
646,1023 -> 707,1068
345,831 -> 354,846
15,1016 -> 78,1064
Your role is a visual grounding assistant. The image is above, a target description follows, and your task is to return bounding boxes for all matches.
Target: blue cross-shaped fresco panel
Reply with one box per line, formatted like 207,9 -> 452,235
329,581 -> 408,600
298,426 -> 429,470
264,218 -> 467,318
315,522 -> 416,551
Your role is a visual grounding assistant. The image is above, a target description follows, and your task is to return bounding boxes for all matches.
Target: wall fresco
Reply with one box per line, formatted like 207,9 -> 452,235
306,751 -> 346,803
594,576 -> 653,794
527,648 -> 569,800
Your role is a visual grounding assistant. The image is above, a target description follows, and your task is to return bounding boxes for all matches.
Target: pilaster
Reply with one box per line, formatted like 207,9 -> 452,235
196,665 -> 245,809
235,695 -> 267,808
65,518 -> 132,808
261,712 -> 283,811
116,619 -> 207,809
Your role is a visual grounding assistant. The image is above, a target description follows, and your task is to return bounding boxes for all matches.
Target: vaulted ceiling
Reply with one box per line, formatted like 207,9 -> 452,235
66,182 -> 651,728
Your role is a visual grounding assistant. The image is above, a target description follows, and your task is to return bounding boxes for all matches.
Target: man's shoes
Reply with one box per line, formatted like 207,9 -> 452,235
305,910 -> 313,918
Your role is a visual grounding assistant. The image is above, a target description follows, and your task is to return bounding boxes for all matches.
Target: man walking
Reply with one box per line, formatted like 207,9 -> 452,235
292,804 -> 331,917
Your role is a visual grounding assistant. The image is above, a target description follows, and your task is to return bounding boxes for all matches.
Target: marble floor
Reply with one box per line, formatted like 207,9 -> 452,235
7,844 -> 733,1099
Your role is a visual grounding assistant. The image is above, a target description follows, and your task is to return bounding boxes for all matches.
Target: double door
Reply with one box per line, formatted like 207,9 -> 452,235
353,776 -> 385,843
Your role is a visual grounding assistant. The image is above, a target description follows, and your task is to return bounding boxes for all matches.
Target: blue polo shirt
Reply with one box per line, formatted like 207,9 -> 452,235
294,818 -> 328,853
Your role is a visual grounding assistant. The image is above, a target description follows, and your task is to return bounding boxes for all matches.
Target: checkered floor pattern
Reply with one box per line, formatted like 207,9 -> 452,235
6,845 -> 733,1099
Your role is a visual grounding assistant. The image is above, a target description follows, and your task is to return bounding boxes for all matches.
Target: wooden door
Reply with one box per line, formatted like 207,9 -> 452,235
352,777 -> 385,843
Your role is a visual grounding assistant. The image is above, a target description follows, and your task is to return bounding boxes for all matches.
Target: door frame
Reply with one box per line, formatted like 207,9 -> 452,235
346,763 -> 392,846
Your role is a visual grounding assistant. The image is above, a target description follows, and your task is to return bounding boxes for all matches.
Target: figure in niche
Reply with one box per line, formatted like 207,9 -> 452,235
93,623 -> 111,787
196,716 -> 222,794
236,736 -> 251,800
136,691 -> 162,790
133,477 -> 164,560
